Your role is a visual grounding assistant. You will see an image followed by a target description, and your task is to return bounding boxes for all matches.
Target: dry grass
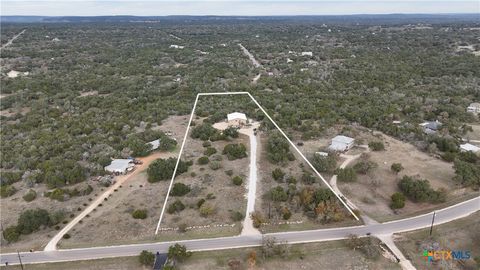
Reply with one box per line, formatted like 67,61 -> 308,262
394,212 -> 480,270
160,117 -> 249,232
0,181 -> 102,253
338,132 -> 475,222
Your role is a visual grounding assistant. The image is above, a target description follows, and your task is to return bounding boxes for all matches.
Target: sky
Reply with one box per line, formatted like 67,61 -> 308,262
1,0 -> 479,16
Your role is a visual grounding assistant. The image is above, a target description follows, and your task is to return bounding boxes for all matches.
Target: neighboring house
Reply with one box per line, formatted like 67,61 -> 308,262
328,135 -> 355,152
169,44 -> 184,49
420,120 -> 442,134
301,51 -> 313,56
104,159 -> 134,174
147,139 -> 161,151
227,112 -> 247,127
460,143 -> 480,153
315,151 -> 329,157
153,252 -> 168,270
467,103 -> 480,115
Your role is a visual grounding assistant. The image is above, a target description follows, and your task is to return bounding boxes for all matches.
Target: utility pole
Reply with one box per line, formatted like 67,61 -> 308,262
429,211 -> 436,236
16,250 -> 24,270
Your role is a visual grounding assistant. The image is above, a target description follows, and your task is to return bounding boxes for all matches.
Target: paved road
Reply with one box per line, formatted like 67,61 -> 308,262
2,197 -> 478,266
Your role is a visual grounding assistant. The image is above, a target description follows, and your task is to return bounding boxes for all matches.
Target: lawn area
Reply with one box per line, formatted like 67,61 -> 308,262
394,212 -> 480,270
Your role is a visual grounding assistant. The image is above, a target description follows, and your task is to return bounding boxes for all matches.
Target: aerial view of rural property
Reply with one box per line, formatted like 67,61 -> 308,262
0,0 -> 479,269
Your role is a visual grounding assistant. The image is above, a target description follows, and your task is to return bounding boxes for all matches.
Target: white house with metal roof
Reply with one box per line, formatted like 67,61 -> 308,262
104,159 -> 135,174
467,103 -> 480,115
460,143 -> 480,153
328,135 -> 355,152
227,112 -> 247,126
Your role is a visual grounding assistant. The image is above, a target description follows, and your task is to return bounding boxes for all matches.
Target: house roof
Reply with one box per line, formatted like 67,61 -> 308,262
468,103 -> 480,108
460,143 -> 480,153
331,135 -> 354,144
227,112 -> 247,121
104,159 -> 134,173
425,121 -> 442,130
148,139 -> 161,150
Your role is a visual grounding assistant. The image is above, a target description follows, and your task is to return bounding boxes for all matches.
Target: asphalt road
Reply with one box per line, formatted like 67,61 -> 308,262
1,196 -> 478,266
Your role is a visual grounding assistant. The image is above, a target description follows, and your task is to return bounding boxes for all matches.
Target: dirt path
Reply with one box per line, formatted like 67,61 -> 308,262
44,151 -> 175,251
2,29 -> 26,49
239,123 -> 261,236
238,43 -> 261,68
329,153 -> 363,212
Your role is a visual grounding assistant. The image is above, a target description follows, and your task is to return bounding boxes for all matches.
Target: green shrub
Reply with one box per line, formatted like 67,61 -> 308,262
230,211 -> 244,221
139,250 -> 155,266
17,208 -> 51,234
199,204 -> 215,217
63,233 -> 71,239
209,161 -> 222,170
390,163 -> 404,174
272,168 -> 285,182
301,172 -> 316,184
281,207 -> 292,220
368,141 -> 385,151
196,198 -> 206,208
266,131 -> 292,164
167,200 -> 185,214
0,185 -> 17,198
170,183 -> 191,196
202,141 -> 211,147
197,156 -> 209,165
204,147 -> 217,156
225,170 -> 233,176
223,127 -> 239,138
353,160 -> 378,175
223,144 -> 247,160
132,209 -> 148,219
232,176 -> 243,186
311,155 -> 336,174
269,186 -> 288,202
147,158 -> 189,183
2,226 -> 20,243
22,189 -> 37,202
336,168 -> 357,182
398,176 -> 447,203
49,188 -> 65,201
390,192 -> 406,209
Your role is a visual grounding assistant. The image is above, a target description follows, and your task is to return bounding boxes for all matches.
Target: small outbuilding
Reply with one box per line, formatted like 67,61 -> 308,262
104,159 -> 135,174
147,139 -> 161,151
467,103 -> 480,115
328,135 -> 354,152
460,143 -> 480,153
420,120 -> 442,134
227,112 -> 247,127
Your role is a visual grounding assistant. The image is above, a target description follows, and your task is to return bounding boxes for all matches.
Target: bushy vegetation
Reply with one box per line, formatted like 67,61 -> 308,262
266,131 -> 294,164
336,168 -> 357,182
353,157 -> 378,175
311,155 -> 337,174
222,143 -> 247,160
368,141 -> 385,151
138,250 -> 155,266
453,159 -> 480,189
390,163 -> 404,174
167,200 -> 186,214
197,156 -> 209,165
3,208 -> 65,242
203,147 -> 217,156
132,209 -> 148,219
232,176 -> 243,186
147,158 -> 190,182
268,186 -> 288,202
0,185 -> 17,198
390,192 -> 406,209
272,168 -> 285,182
22,189 -> 37,202
398,176 -> 447,203
170,183 -> 191,196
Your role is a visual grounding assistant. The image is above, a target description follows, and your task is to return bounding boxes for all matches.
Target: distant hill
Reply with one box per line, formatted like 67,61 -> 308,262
1,14 -> 479,25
